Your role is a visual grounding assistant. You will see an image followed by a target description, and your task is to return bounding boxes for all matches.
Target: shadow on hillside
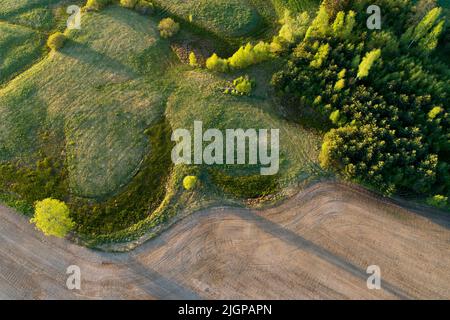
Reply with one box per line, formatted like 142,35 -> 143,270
60,39 -> 137,78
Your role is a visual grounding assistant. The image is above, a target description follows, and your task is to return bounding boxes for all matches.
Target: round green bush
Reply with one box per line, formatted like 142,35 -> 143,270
158,18 -> 180,39
135,0 -> 154,15
183,176 -> 198,190
47,32 -> 66,51
120,0 -> 138,9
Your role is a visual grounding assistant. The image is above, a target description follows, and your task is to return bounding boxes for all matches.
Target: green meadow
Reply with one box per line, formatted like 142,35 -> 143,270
0,1 -> 322,242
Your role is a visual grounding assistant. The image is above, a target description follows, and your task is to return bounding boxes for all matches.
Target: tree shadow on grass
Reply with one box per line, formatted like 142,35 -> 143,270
60,38 -> 137,79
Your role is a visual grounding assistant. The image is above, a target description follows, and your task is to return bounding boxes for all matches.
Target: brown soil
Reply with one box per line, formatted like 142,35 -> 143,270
0,182 -> 449,299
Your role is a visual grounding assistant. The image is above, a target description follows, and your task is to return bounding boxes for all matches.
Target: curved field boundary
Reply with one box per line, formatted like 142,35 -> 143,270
1,181 -> 449,299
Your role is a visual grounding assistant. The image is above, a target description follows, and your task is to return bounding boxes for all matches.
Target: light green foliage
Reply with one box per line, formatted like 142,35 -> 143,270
206,41 -> 273,72
47,32 -> 66,51
206,53 -> 229,72
402,7 -> 444,51
305,4 -> 329,39
332,10 -> 356,38
158,18 -> 180,38
310,43 -> 330,68
413,7 -> 442,40
329,109 -> 341,124
189,51 -> 199,67
278,10 -> 311,43
357,49 -> 381,79
232,75 -> 254,95
428,106 -> 443,119
332,11 -> 345,35
183,176 -> 198,190
419,20 -> 445,52
31,198 -> 74,238
427,194 -> 448,208
228,42 -> 272,69
334,79 -> 345,91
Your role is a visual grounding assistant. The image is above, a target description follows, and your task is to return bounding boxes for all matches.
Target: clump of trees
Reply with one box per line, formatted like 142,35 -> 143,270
47,32 -> 66,51
272,0 -> 450,204
206,9 -> 312,72
206,42 -> 273,72
31,198 -> 74,238
158,18 -> 180,38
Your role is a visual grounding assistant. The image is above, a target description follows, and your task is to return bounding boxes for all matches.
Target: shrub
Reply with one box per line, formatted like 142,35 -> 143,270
427,195 -> 448,209
135,0 -> 154,15
228,42 -> 272,69
329,110 -> 341,125
31,198 -> 74,238
183,176 -> 198,190
47,32 -> 66,51
357,49 -> 381,79
120,0 -> 138,9
233,75 -> 253,95
206,53 -> 229,72
334,79 -> 345,91
158,18 -> 180,38
428,106 -> 443,120
189,52 -> 199,67
85,0 -> 111,11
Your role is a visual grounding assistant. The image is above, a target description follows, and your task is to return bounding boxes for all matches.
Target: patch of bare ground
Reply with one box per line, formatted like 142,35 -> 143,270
0,181 -> 449,299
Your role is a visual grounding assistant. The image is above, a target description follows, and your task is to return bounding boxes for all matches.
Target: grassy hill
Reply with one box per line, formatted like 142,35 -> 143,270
154,0 -> 319,41
0,1 -> 323,242
0,22 -> 45,85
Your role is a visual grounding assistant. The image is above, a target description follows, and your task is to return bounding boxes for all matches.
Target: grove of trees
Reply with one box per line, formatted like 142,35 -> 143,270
272,0 -> 449,206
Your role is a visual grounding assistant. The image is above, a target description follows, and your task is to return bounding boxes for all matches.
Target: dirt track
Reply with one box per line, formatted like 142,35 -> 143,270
0,182 -> 449,299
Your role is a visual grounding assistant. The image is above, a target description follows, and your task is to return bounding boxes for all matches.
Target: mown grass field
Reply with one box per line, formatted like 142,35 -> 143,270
0,1 -> 323,241
0,22 -> 45,85
154,0 -> 319,41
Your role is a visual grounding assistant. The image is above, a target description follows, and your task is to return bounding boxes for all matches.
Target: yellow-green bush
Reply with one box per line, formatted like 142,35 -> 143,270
183,176 -> 198,190
31,198 -> 74,238
158,18 -> 180,38
233,75 -> 253,95
189,52 -> 199,67
47,32 -> 66,51
206,53 -> 229,72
